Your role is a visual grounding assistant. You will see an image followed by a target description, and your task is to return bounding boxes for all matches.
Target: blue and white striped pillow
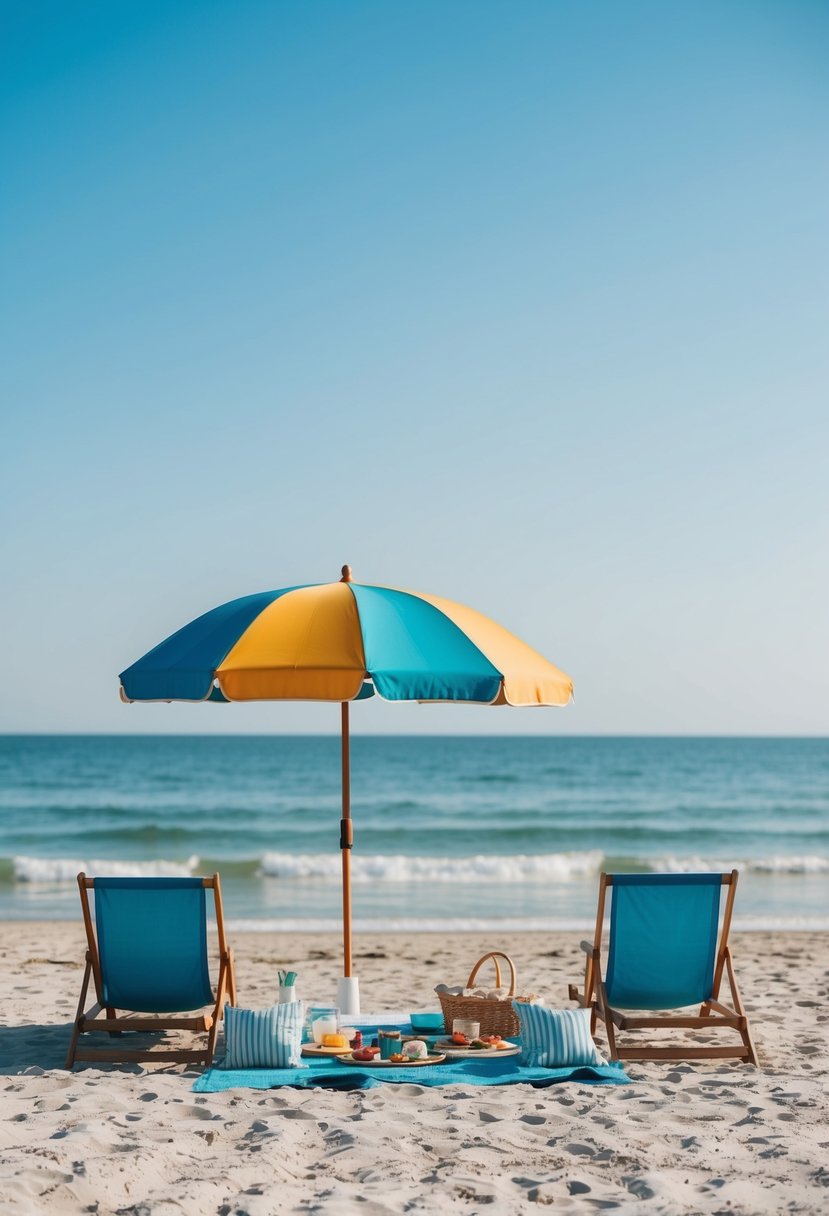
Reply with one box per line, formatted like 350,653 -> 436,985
223,1001 -> 305,1069
513,1001 -> 605,1068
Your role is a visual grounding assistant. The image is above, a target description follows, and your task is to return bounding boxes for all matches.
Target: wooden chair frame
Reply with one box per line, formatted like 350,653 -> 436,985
568,870 -> 757,1065
65,872 -> 237,1070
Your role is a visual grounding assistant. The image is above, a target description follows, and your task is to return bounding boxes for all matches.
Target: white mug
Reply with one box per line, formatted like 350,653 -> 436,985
278,984 -> 298,1003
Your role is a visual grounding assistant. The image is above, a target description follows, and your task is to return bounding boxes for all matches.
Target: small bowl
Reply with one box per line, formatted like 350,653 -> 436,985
409,1012 -> 445,1035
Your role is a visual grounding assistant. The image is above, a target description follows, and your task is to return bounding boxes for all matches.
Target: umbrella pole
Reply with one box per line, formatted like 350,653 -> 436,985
340,700 -> 353,978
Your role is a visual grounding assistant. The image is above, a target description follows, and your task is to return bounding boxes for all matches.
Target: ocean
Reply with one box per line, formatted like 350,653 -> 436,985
0,735 -> 826,930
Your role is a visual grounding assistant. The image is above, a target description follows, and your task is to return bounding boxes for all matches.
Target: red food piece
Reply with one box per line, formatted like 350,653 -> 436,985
451,1032 -> 470,1045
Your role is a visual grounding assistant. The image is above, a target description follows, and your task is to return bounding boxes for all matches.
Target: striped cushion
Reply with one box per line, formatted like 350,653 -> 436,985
223,1001 -> 305,1069
513,1001 -> 605,1068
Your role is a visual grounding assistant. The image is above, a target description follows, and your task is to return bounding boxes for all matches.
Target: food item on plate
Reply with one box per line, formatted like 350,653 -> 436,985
451,1031 -> 470,1046
352,1046 -> 381,1062
446,1033 -> 513,1051
322,1033 -> 349,1049
389,1052 -> 406,1063
401,1039 -> 428,1060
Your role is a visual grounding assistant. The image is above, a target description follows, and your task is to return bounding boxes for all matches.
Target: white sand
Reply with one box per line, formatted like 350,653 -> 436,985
1,924 -> 827,1214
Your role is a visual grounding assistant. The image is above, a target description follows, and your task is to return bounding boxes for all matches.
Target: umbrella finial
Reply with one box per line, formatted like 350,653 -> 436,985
340,565 -> 353,583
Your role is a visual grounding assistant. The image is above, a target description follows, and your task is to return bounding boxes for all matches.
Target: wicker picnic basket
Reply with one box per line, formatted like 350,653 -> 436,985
436,951 -> 533,1038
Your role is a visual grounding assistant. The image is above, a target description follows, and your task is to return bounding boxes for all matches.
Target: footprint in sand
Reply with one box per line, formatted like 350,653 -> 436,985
625,1177 -> 656,1199
180,1104 -> 222,1120
568,1180 -> 591,1195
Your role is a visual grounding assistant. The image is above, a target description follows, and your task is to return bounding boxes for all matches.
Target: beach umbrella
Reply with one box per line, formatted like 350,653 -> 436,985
119,566 -> 573,1013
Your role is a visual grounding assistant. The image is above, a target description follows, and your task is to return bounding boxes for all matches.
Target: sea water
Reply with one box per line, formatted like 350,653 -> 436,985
0,735 -> 826,930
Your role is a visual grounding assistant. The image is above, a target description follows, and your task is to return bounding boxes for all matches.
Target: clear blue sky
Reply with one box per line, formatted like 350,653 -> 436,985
2,1 -> 827,735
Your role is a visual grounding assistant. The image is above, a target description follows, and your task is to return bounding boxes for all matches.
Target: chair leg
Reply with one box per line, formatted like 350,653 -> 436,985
740,1022 -> 758,1066
227,948 -> 237,1006
65,958 -> 92,1070
570,952 -> 599,1034
725,958 -> 758,1065
598,992 -> 618,1060
105,1007 -> 122,1036
590,959 -> 618,1062
205,1017 -> 219,1066
205,958 -> 230,1067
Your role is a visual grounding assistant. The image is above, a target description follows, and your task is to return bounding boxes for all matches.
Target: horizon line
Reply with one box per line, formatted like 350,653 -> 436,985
1,732 -> 826,741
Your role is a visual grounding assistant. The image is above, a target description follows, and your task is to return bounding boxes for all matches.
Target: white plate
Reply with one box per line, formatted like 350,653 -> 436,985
337,1052 -> 447,1068
434,1038 -> 521,1059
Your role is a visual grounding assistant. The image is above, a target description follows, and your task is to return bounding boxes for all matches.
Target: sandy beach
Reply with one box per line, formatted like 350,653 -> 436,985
0,925 -> 826,1214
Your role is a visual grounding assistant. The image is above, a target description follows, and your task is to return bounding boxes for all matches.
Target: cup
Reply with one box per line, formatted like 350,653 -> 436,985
378,1029 -> 401,1060
311,1007 -> 340,1044
278,984 -> 298,1004
452,1018 -> 480,1040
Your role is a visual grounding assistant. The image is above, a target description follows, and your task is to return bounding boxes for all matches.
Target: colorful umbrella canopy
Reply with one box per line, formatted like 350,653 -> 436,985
119,568 -> 573,1001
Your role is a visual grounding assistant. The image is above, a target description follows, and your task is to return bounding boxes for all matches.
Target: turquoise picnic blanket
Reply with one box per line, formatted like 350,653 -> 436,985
192,1021 -> 629,1093
193,1056 -> 629,1092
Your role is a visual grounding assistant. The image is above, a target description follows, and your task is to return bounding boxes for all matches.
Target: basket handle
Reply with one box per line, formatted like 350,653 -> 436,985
466,951 -> 517,997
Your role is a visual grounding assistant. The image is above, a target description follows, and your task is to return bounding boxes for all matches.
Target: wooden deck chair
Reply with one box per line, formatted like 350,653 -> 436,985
569,870 -> 757,1064
65,872 -> 236,1069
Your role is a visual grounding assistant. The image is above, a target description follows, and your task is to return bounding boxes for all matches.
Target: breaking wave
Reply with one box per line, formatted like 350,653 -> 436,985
10,855 -> 200,882
5,851 -> 827,886
651,855 -> 829,875
259,850 -> 604,882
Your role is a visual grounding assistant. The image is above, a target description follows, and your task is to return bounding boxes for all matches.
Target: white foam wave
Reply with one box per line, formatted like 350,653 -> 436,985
11,851 -> 827,886
13,855 -> 200,883
650,855 -> 829,876
228,916 -> 597,933
227,914 -> 829,934
747,856 -> 829,875
259,850 -> 604,883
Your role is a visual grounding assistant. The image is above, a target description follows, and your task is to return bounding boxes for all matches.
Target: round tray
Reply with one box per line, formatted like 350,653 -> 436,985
301,1043 -> 355,1057
337,1052 -> 447,1068
434,1038 -> 520,1059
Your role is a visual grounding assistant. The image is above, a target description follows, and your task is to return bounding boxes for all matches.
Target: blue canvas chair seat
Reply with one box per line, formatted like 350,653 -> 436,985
66,873 -> 236,1070
569,871 -> 757,1064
